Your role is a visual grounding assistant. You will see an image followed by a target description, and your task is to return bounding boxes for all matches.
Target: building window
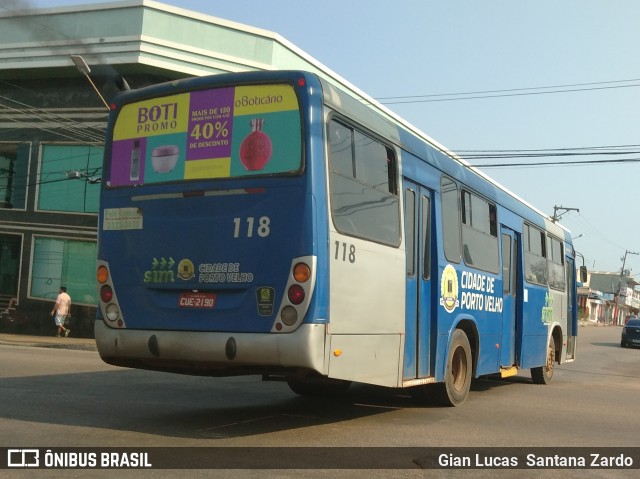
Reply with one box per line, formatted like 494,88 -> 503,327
30,237 -> 97,305
0,143 -> 29,209
0,234 -> 21,297
38,144 -> 102,213
328,119 -> 400,246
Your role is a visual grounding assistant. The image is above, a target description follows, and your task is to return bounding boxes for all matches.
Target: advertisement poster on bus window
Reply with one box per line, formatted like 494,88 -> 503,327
109,84 -> 301,186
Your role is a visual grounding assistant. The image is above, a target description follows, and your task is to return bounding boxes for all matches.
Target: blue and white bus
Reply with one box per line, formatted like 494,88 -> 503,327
95,70 -> 585,406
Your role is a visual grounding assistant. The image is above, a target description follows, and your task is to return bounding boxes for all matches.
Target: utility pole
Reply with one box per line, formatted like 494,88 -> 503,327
614,250 -> 639,325
551,205 -> 579,222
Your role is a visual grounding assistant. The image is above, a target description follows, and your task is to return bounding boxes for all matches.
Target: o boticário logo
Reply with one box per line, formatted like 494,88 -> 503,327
440,264 -> 460,313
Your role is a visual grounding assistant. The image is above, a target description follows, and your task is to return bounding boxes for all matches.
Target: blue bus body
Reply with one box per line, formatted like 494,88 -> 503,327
96,70 -> 578,405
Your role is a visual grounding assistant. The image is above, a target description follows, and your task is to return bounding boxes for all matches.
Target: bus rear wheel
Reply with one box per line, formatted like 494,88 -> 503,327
531,335 -> 555,384
432,329 -> 472,407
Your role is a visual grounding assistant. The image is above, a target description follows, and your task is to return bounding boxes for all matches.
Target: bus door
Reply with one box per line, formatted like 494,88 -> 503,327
500,226 -> 520,368
565,256 -> 577,360
403,182 -> 433,380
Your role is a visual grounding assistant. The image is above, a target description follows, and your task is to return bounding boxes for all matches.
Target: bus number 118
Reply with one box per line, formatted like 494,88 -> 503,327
334,241 -> 356,263
233,216 -> 271,238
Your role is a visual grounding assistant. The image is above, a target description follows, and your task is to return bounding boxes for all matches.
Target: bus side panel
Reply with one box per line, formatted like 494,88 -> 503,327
328,334 -> 402,387
564,252 -> 577,361
519,285 -> 549,369
431,188 -> 504,381
328,234 -> 405,335
327,232 -> 405,386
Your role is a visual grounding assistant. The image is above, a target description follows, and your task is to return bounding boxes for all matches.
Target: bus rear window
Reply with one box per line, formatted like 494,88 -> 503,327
108,83 -> 302,187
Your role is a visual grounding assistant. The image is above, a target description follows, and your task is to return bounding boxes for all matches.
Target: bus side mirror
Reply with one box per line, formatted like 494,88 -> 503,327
579,266 -> 588,283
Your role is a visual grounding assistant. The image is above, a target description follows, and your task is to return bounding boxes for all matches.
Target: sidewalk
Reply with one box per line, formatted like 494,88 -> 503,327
0,332 -> 97,351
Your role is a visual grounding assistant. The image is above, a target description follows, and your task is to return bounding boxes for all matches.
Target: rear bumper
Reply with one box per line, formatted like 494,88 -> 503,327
95,320 -> 327,376
621,333 -> 640,346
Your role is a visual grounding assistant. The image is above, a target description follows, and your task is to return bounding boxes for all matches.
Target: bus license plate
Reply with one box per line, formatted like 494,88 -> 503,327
179,292 -> 217,309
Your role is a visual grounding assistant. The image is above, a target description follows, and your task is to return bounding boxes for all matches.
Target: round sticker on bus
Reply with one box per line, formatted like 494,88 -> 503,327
177,258 -> 195,280
440,264 -> 460,313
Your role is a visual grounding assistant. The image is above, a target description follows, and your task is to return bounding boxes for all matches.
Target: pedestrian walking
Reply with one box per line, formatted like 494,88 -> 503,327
51,286 -> 71,337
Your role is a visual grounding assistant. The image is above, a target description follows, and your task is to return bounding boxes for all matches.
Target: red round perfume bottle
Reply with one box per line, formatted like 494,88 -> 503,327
239,118 -> 272,171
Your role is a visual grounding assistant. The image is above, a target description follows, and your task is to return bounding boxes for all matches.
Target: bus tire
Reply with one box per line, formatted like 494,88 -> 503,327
531,335 -> 555,384
432,329 -> 472,407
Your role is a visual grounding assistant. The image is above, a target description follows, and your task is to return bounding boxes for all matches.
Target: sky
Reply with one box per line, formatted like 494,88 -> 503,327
24,0 -> 640,275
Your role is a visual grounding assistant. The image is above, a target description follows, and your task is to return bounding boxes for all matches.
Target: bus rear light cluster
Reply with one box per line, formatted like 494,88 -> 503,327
96,261 -> 125,327
273,257 -> 316,333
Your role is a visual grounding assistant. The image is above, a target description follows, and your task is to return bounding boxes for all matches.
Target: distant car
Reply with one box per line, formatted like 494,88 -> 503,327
621,319 -> 640,348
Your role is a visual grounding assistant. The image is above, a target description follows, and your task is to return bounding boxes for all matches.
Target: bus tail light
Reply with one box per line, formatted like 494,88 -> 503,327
105,303 -> 120,321
273,256 -> 316,333
293,263 -> 311,283
97,265 -> 109,284
288,285 -> 305,304
96,261 -> 126,328
280,306 -> 298,326
100,285 -> 113,303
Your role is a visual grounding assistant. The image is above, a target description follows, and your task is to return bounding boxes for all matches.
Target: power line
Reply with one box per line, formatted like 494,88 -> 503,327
468,157 -> 640,169
376,78 -> 640,100
0,96 -> 107,143
455,143 -> 640,153
374,78 -> 640,104
446,143 -> 640,168
458,150 -> 640,160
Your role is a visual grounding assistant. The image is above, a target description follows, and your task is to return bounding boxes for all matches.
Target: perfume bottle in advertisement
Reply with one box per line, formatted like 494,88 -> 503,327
239,118 -> 272,171
130,140 -> 140,181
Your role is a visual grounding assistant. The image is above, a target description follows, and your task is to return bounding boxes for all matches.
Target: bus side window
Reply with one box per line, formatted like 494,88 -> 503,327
461,189 -> 499,273
501,234 -> 512,294
523,223 -> 548,285
386,148 -> 397,194
405,189 -> 416,276
328,121 -> 354,177
328,119 -> 400,246
441,177 -> 461,263
353,130 -> 394,194
547,235 -> 566,290
422,195 -> 431,279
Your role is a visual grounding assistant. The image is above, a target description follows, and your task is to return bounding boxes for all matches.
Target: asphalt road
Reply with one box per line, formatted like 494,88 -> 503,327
0,324 -> 638,479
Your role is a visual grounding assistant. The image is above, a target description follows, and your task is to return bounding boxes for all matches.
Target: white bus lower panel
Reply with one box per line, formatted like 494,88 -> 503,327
328,334 -> 402,387
95,321 -> 327,377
